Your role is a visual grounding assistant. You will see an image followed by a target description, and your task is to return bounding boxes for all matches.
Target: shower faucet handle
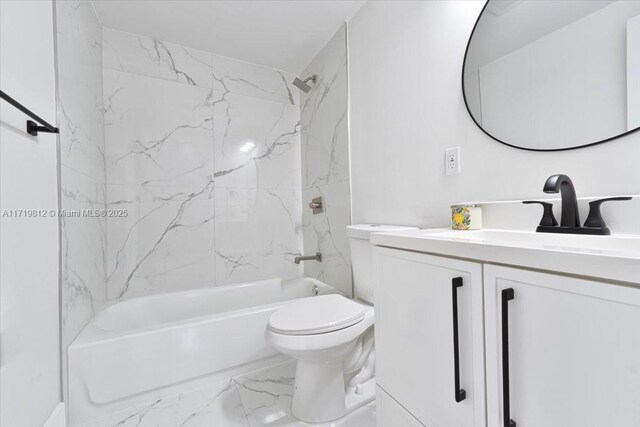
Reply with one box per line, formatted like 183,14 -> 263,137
309,197 -> 323,214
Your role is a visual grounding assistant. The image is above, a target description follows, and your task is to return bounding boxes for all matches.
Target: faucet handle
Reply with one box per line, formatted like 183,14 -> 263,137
523,201 -> 558,227
584,197 -> 632,229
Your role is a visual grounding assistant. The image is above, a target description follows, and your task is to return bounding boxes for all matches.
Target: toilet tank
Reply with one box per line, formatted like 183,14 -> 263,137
347,224 -> 418,304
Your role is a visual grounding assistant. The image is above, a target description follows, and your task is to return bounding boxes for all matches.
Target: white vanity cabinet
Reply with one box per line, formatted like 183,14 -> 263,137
375,242 -> 640,427
374,247 -> 486,427
377,386 -> 424,427
484,265 -> 640,427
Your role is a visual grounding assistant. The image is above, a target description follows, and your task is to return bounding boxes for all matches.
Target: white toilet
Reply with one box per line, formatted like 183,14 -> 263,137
265,224 -> 417,423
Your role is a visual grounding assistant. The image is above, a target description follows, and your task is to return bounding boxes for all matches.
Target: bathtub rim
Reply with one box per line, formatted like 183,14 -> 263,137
71,277 -> 342,346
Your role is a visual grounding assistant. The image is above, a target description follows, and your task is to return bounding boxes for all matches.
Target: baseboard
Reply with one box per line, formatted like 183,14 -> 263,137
43,403 -> 66,427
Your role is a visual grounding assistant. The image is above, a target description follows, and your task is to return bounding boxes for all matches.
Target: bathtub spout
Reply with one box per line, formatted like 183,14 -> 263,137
294,253 -> 322,264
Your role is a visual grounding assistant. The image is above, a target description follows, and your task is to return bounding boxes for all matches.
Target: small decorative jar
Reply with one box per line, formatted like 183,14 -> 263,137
451,205 -> 483,230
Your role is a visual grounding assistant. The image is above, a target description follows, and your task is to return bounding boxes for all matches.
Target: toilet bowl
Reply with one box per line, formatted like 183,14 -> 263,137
265,224 -> 417,423
265,295 -> 374,422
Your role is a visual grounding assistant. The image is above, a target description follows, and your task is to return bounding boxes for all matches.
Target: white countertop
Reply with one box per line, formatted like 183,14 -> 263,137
371,228 -> 640,284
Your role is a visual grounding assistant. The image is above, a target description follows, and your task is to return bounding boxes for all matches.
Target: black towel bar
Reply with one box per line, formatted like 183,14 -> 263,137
0,89 -> 59,136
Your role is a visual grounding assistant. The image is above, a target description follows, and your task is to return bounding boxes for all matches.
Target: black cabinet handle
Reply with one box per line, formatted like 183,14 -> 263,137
451,277 -> 466,403
501,288 -> 516,427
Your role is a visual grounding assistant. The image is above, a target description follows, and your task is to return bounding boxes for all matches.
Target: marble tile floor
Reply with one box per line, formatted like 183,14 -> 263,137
76,360 -> 376,427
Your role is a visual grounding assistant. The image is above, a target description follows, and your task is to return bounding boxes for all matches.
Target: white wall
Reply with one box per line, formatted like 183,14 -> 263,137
348,0 -> 640,229
0,1 -> 61,426
463,0 -> 614,124
629,14 -> 640,131
478,1 -> 640,149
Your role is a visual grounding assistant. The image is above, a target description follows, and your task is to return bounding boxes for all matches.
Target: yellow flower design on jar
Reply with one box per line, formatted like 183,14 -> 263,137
451,206 -> 473,230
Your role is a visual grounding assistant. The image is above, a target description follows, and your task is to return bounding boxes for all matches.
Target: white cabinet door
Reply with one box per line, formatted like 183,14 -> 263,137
377,386 -> 425,427
375,247 -> 486,427
485,265 -> 640,427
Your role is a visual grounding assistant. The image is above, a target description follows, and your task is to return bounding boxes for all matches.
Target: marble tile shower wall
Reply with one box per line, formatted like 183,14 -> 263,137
56,0 -> 107,361
102,28 -> 303,299
300,25 -> 353,296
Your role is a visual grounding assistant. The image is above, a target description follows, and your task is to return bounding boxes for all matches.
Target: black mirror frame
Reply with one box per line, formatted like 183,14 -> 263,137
461,0 -> 640,152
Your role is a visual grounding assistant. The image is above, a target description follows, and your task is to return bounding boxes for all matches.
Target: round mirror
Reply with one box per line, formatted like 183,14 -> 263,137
463,0 -> 640,151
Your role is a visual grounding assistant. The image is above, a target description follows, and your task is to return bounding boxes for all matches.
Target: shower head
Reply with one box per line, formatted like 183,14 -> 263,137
292,74 -> 317,93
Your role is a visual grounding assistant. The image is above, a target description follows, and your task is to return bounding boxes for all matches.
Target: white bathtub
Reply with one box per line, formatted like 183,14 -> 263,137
68,277 -> 338,425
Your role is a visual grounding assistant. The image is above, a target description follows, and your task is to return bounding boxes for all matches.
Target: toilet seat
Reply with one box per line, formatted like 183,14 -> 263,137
265,307 -> 374,356
268,294 -> 366,335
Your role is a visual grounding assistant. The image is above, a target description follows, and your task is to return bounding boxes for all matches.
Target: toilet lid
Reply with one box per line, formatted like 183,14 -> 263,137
268,295 -> 366,335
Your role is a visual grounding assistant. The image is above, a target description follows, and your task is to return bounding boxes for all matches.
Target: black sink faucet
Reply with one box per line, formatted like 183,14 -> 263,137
542,174 -> 580,228
524,174 -> 631,235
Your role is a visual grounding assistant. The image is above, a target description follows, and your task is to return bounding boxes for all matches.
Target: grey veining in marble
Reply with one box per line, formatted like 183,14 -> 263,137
299,25 -> 353,297
73,360 -> 375,427
302,182 -> 352,295
103,27 -> 213,88
235,362 -> 296,425
234,362 -> 376,426
106,181 -> 216,299
212,54 -> 299,105
74,377 -> 249,427
56,0 -> 107,401
102,28 -> 303,299
103,64 -> 217,298
214,188 -> 302,286
213,92 -> 302,191
103,69 -> 214,188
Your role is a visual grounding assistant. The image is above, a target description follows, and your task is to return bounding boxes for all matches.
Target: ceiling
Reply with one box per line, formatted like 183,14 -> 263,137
91,0 -> 365,73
